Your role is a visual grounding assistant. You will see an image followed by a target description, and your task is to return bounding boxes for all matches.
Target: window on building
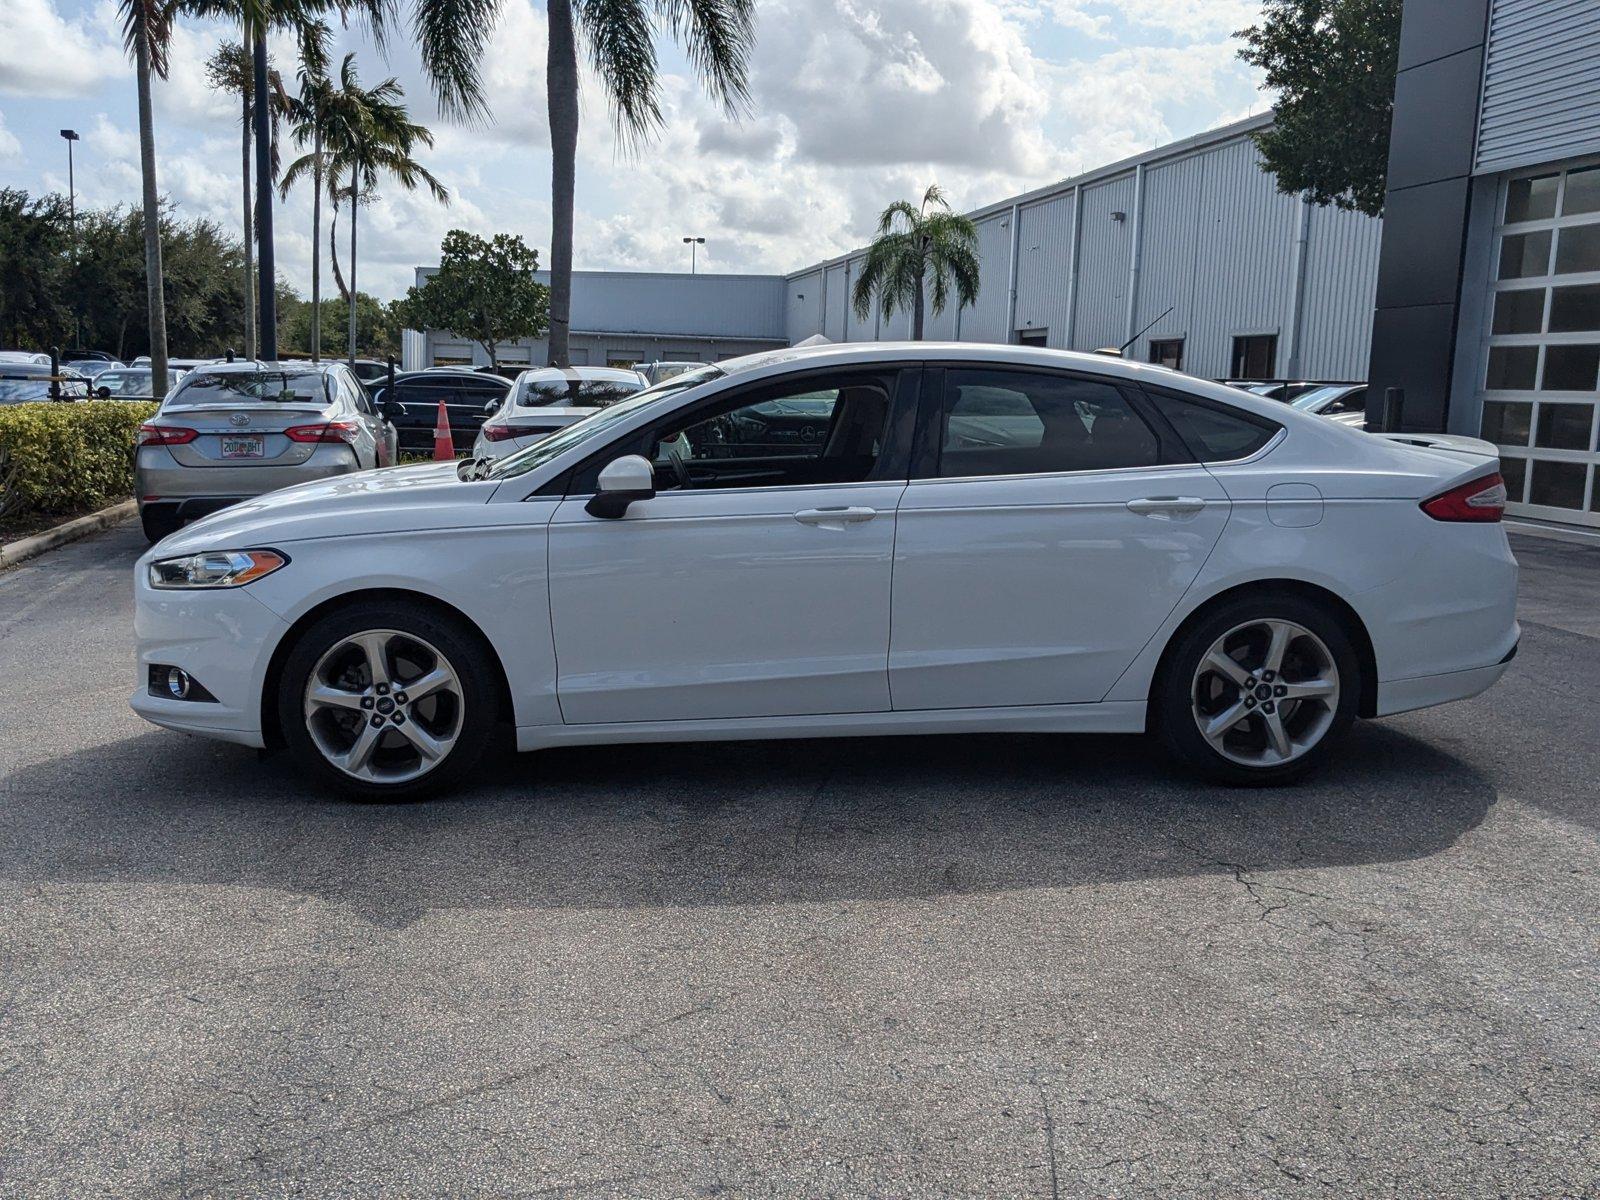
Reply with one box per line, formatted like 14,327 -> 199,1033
432,352 -> 472,367
607,352 -> 643,368
1016,329 -> 1048,348
932,369 -> 1161,478
1148,338 -> 1184,371
1230,335 -> 1277,379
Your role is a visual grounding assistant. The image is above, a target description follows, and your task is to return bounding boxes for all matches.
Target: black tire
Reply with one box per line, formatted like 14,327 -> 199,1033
141,508 -> 181,543
277,599 -> 501,801
1153,591 -> 1361,787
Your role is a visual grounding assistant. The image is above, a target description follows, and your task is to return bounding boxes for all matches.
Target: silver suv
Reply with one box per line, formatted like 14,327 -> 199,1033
135,361 -> 399,542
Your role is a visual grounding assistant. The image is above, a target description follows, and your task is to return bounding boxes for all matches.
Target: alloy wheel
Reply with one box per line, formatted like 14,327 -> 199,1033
302,628 -> 464,784
1190,619 -> 1340,768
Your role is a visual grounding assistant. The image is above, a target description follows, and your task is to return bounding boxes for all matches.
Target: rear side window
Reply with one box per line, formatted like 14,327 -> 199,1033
1146,388 -> 1279,462
934,369 -> 1161,478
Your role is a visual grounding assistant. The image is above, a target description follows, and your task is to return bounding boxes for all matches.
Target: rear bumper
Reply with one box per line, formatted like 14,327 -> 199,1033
1374,638 -> 1517,717
136,446 -> 359,507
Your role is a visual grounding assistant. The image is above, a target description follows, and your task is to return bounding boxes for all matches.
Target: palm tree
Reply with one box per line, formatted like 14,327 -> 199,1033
117,0 -> 174,394
852,185 -> 981,341
282,56 -> 447,364
205,42 -> 255,357
279,23 -> 333,359
539,0 -> 756,365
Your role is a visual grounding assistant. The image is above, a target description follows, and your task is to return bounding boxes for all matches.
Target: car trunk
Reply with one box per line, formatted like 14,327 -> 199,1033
160,406 -> 332,468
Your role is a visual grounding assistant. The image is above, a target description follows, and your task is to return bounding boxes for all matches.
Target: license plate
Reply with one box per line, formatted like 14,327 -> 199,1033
220,435 -> 264,459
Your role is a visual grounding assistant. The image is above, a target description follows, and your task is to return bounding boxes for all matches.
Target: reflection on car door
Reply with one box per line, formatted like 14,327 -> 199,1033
889,366 -> 1232,709
546,368 -> 915,724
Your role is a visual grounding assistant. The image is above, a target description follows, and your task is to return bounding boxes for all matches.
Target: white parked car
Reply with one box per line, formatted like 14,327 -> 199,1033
1290,383 -> 1368,428
638,360 -> 710,385
471,365 -> 648,459
130,343 -> 1519,800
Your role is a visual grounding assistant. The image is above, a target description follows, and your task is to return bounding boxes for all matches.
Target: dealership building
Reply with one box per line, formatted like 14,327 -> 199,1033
407,0 -> 1600,529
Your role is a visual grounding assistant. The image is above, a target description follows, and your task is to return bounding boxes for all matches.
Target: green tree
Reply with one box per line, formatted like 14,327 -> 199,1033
395,230 -> 548,369
851,185 -> 980,341
115,0 -> 174,391
279,292 -> 401,359
279,26 -> 336,359
281,54 -> 446,367
0,189 -> 71,350
1237,0 -> 1402,217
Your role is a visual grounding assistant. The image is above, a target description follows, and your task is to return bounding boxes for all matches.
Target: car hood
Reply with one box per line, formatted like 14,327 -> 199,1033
149,461 -> 499,554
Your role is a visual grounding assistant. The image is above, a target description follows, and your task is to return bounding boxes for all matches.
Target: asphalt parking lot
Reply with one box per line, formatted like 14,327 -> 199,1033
2,522 -> 1598,1197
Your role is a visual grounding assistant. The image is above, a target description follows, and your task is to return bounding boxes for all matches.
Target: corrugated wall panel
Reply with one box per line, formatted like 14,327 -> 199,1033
1477,0 -> 1600,174
1183,139 -> 1303,378
565,271 -> 785,339
823,264 -> 849,341
786,271 -> 824,343
1014,193 -> 1077,343
1298,204 -> 1383,379
955,214 -> 1014,343
1072,174 -> 1138,353
1130,155 -> 1206,362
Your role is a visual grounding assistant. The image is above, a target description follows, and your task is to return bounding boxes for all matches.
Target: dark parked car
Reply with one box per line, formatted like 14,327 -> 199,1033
369,369 -> 512,454
346,359 -> 393,386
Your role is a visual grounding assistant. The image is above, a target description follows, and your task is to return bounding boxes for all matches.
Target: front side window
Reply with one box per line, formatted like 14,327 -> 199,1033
933,369 -> 1160,478
566,370 -> 899,493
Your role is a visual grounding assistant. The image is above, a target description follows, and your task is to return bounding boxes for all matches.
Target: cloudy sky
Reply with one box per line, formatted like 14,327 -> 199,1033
0,0 -> 1269,301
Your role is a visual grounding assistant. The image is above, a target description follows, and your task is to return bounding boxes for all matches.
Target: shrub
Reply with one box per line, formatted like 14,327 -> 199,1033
0,401 -> 158,522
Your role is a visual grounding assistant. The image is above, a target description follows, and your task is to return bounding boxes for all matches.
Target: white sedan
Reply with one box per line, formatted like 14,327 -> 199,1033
471,365 -> 648,459
131,343 -> 1519,799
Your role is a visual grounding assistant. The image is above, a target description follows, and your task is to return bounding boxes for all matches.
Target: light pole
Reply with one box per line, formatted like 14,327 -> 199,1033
682,236 -> 705,274
60,129 -> 81,348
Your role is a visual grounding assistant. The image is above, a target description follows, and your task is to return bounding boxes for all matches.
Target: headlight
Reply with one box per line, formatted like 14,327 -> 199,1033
148,549 -> 288,589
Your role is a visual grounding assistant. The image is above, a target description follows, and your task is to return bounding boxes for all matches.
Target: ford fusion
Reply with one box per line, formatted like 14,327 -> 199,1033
131,344 -> 1518,799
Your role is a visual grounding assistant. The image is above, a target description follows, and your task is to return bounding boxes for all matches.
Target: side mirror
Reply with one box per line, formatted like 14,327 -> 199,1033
96,385 -> 111,399
585,454 -> 655,519
483,398 -> 501,416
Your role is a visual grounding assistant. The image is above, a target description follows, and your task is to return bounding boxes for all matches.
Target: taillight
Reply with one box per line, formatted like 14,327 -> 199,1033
1421,472 -> 1507,523
138,424 -> 197,446
285,421 -> 360,444
483,422 -> 558,442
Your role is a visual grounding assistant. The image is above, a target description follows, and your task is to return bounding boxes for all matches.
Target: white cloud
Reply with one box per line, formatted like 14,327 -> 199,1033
0,0 -> 115,98
0,112 -> 21,160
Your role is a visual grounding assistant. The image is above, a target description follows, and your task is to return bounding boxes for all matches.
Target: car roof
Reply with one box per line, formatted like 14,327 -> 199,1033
518,365 -> 645,384
182,360 -> 344,375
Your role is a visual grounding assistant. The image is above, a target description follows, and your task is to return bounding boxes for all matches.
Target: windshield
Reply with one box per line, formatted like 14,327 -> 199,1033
519,377 -> 644,408
1291,386 -> 1343,411
0,380 -> 53,403
96,369 -> 157,397
166,370 -> 329,408
486,364 -> 725,480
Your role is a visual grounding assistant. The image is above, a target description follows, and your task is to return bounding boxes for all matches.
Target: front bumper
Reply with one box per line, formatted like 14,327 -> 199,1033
128,567 -> 289,748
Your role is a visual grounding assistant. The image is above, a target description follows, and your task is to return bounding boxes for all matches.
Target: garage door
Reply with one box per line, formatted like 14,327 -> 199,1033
1477,160 -> 1600,528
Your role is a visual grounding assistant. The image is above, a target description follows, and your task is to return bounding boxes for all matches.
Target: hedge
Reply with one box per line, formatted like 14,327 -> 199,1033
0,401 -> 158,522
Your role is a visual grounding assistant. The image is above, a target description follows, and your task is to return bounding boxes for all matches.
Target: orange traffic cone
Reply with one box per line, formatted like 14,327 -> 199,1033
431,398 -> 454,461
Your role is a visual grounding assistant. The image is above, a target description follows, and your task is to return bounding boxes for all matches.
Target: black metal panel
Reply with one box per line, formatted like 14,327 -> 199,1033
1365,303 -> 1459,432
1385,48 -> 1485,192
1398,0 -> 1491,71
1374,178 -> 1473,310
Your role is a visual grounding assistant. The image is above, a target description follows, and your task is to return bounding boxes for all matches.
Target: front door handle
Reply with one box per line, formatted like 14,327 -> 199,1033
1126,496 -> 1208,519
794,506 -> 877,527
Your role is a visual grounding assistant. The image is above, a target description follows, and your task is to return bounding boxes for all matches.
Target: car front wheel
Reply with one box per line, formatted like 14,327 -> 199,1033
278,601 -> 500,800
1154,593 -> 1360,786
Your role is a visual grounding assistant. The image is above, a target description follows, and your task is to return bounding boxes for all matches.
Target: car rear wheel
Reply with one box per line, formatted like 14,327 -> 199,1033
278,601 -> 499,800
1154,593 -> 1359,786
140,507 -> 181,543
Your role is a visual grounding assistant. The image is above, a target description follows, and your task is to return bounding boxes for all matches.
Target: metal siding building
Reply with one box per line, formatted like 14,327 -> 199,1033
406,268 -> 788,371
782,116 -> 1383,382
1372,0 -> 1600,529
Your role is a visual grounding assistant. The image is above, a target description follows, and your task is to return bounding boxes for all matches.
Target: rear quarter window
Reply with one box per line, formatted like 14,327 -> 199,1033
1145,387 -> 1280,462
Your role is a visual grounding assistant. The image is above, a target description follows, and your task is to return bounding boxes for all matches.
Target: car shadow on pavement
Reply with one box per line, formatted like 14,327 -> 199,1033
2,721 -> 1493,928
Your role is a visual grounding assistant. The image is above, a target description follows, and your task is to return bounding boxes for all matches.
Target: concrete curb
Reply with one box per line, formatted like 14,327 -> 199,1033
0,499 -> 137,570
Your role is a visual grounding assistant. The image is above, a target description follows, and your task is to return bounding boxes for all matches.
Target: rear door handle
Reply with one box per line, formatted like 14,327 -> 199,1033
1126,496 -> 1208,519
794,506 -> 877,527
